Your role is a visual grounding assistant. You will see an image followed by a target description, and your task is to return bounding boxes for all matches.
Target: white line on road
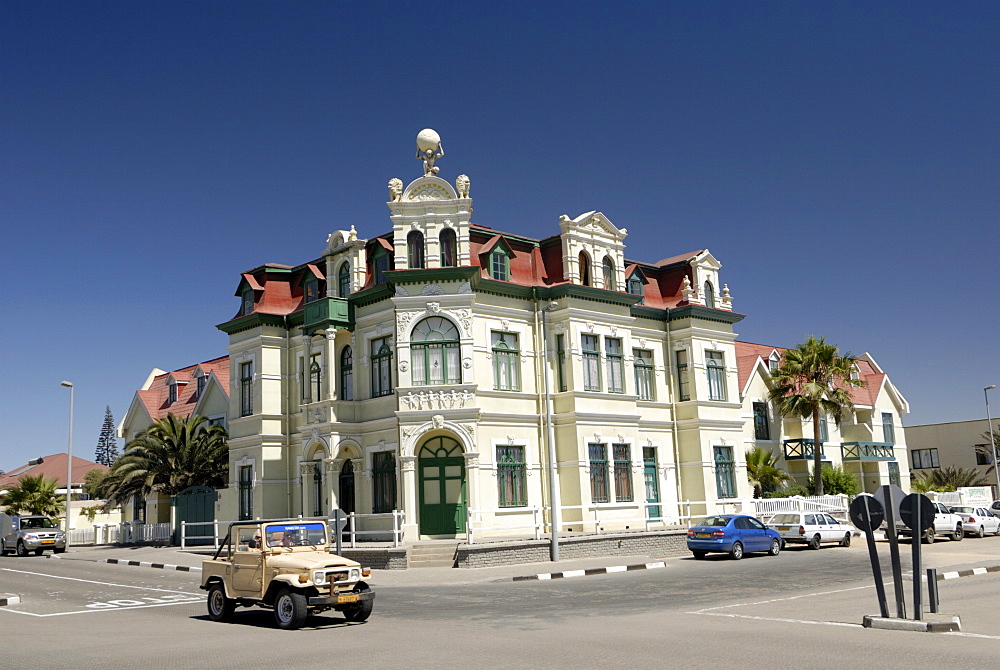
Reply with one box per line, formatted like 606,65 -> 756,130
0,567 -> 199,594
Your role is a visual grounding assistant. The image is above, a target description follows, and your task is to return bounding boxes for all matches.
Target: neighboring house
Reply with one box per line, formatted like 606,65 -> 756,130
736,343 -> 911,494
0,453 -> 109,529
905,419 -> 1000,496
118,356 -> 230,523
213,138 -> 913,541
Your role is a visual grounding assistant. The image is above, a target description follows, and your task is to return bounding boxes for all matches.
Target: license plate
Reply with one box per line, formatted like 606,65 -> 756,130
778,526 -> 789,531
696,532 -> 710,538
338,594 -> 360,604
41,540 -> 55,544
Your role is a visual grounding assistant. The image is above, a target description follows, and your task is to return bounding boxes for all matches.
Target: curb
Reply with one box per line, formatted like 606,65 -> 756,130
937,564 -> 1000,581
863,614 -> 961,633
512,561 -> 666,582
0,594 -> 21,606
104,558 -> 201,573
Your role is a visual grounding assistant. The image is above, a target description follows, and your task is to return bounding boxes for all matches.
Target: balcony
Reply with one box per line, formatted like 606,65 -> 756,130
783,439 -> 825,461
303,297 -> 350,332
841,442 -> 895,461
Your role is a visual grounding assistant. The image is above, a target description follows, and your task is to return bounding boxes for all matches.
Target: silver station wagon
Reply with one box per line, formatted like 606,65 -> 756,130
767,512 -> 855,549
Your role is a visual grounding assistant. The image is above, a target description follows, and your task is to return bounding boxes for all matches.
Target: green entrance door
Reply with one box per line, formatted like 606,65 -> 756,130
418,436 -> 466,535
643,447 -> 661,521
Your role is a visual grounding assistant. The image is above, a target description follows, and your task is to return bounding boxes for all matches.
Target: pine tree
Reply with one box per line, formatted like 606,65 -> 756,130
95,405 -> 119,466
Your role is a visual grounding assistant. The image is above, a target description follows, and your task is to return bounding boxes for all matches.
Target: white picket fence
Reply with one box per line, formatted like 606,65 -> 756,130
179,511 -> 405,549
67,522 -> 171,546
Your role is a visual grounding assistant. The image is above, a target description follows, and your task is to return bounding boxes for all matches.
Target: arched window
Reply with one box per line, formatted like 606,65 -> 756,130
411,316 -> 461,385
579,252 -> 591,286
704,282 -> 715,308
440,228 -> 457,267
407,230 -> 425,269
340,346 -> 353,401
602,257 -> 616,291
338,262 -> 350,298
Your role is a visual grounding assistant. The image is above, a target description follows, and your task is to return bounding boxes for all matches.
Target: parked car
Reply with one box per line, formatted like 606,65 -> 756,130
686,514 -> 782,560
949,506 -> 1000,537
766,512 -> 855,549
201,519 -> 374,629
989,501 -> 1000,519
0,513 -> 66,557
892,501 -> 963,543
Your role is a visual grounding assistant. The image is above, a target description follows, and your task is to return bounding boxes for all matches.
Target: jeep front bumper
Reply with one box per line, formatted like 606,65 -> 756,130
307,590 -> 375,607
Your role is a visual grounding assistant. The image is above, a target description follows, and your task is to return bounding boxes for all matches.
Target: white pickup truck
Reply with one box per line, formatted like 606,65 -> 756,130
893,501 -> 963,543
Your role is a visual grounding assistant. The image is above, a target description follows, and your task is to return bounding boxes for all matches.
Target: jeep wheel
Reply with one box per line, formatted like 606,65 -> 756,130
922,528 -> 935,544
952,526 -> 963,541
274,587 -> 307,630
342,583 -> 373,622
207,583 -> 235,623
16,541 -> 28,557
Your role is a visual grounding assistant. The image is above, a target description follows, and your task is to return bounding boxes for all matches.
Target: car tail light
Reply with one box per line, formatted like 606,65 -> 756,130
687,529 -> 695,537
798,526 -> 806,535
968,517 -> 976,523
712,530 -> 726,537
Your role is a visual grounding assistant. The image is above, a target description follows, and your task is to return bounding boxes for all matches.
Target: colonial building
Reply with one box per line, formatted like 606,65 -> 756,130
735,343 -> 911,493
905,419 -> 1000,496
118,356 -> 230,522
215,130 -> 909,540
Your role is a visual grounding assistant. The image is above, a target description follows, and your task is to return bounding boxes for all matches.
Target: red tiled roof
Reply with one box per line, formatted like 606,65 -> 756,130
0,453 -> 107,489
137,355 -> 230,421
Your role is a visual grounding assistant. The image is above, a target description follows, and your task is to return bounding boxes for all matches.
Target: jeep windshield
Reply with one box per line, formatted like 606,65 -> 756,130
20,518 -> 56,529
264,523 -> 327,547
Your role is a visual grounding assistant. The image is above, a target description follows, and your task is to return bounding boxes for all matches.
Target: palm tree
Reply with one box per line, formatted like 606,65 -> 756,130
767,336 -> 864,496
1,474 -> 65,516
912,466 -> 991,493
745,447 -> 791,498
101,414 -> 228,509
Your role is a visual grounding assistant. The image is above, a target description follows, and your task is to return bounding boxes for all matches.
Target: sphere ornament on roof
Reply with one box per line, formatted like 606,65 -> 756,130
416,128 -> 444,176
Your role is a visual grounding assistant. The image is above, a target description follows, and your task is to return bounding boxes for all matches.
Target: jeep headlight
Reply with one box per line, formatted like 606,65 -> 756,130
349,568 -> 360,582
313,570 -> 328,585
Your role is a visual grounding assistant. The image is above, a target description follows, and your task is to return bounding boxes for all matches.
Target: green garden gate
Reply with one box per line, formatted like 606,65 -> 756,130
172,486 -> 217,545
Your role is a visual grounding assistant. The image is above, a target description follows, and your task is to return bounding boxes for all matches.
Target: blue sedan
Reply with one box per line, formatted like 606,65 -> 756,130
686,514 -> 782,560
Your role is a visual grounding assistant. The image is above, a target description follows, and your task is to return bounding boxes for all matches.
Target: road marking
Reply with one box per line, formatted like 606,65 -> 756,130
0,567 -> 203,618
687,585 -> 874,629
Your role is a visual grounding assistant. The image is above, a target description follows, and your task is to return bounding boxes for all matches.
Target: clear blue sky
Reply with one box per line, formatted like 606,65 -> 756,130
2,2 -> 997,471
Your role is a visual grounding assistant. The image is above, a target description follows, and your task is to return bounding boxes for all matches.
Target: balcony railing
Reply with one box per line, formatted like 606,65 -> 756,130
783,439 -> 825,460
841,442 -> 895,461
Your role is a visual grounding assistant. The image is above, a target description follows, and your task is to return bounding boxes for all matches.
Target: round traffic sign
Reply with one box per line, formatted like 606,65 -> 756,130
899,493 -> 936,532
849,495 -> 885,532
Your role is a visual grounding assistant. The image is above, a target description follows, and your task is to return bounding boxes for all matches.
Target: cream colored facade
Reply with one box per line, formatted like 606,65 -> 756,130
217,138 -> 910,540
906,419 -> 999,496
737,347 -> 912,494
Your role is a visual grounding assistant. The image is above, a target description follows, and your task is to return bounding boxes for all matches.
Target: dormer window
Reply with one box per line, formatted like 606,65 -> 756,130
241,289 -> 255,316
304,278 -> 320,303
704,282 -> 716,308
196,374 -> 207,398
167,382 -> 178,404
338,262 -> 351,297
769,352 -> 780,371
490,249 -> 510,281
627,275 -> 644,303
440,228 -> 457,267
602,257 -> 616,291
372,248 -> 390,285
407,230 -> 425,269
850,365 -> 860,381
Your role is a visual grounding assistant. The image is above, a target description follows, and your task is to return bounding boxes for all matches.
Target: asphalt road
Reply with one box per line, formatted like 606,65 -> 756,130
3,536 -> 1000,669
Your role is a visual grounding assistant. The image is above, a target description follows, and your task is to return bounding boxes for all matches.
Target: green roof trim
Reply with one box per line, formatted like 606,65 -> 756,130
666,305 -> 745,324
216,312 -> 288,335
383,266 -> 479,285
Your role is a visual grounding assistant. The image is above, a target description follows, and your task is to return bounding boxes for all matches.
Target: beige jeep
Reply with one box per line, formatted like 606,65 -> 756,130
200,519 -> 374,629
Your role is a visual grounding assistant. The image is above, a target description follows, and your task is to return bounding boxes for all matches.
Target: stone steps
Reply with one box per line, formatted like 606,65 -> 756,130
409,542 -> 459,568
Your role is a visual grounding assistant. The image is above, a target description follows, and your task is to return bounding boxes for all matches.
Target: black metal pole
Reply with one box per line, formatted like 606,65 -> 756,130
862,496 -> 890,618
882,485 -> 907,619
927,569 -> 939,613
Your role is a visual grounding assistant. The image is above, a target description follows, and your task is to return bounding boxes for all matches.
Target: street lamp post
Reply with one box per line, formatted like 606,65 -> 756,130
541,301 -> 560,562
986,386 -> 999,502
60,381 -> 74,551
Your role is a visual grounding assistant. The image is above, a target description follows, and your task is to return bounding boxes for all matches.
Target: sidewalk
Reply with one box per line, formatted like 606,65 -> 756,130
51,543 -> 669,587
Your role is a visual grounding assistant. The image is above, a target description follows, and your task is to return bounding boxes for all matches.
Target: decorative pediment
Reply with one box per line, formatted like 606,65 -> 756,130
558,211 -> 628,242
402,176 -> 458,202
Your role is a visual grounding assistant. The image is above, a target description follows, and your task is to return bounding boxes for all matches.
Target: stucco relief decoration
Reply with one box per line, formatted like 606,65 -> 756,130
400,389 -> 474,410
395,286 -> 409,297
618,434 -> 626,444
299,462 -> 314,476
400,456 -> 416,472
325,458 -> 341,475
421,284 -> 444,296
325,328 -> 337,340
388,178 -> 403,202
375,323 -> 385,336
432,414 -> 445,429
408,185 -> 449,201
398,360 -> 409,372
455,174 -> 470,198
416,128 -> 444,176
593,433 -> 602,443
507,435 -> 516,445
457,309 -> 472,335
397,311 -> 415,338
587,323 -> 595,333
464,452 -> 480,468
638,339 -> 646,349
610,326 -> 617,337
501,319 -> 510,332
426,302 -> 441,313
348,225 -> 357,242
312,408 -> 325,424
458,281 -> 471,294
